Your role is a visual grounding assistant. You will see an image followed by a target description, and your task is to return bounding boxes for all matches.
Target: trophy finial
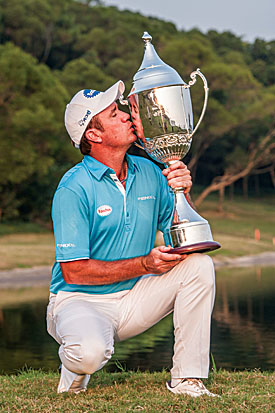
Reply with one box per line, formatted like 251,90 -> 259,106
142,32 -> 152,42
128,31 -> 185,96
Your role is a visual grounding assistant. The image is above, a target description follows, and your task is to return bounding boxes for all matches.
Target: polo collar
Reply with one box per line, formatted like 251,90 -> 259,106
83,154 -> 140,181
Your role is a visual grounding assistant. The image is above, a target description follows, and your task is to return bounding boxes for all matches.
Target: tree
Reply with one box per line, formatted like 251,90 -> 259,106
187,61 -> 266,178
58,57 -> 115,96
0,43 -> 74,219
194,128 -> 275,210
0,0 -> 76,64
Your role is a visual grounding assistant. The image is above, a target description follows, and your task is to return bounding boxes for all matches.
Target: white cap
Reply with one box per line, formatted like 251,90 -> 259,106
64,80 -> 125,147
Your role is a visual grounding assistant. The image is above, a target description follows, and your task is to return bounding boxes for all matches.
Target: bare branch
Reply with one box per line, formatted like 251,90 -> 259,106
194,129 -> 275,207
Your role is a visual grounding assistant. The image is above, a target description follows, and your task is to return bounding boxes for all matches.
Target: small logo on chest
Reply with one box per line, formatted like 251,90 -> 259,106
137,195 -> 156,201
97,205 -> 112,217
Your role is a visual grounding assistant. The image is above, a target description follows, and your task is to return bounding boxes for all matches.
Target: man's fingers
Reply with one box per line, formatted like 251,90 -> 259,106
162,162 -> 185,175
157,251 -> 182,262
162,162 -> 192,190
157,245 -> 173,252
165,167 -> 190,178
166,170 -> 190,180
153,246 -> 182,261
168,175 -> 192,184
166,161 -> 186,172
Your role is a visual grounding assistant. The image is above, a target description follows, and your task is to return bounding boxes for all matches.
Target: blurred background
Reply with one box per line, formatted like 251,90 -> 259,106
0,0 -> 274,374
0,0 -> 274,223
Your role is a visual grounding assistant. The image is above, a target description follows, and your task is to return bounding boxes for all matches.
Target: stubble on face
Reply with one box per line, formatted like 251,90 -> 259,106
98,103 -> 137,149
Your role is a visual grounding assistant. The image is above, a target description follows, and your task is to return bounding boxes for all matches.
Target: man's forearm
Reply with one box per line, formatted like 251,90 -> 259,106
60,256 -> 149,286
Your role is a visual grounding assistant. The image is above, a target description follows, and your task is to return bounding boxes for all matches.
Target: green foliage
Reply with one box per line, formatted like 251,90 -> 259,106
58,57 -> 115,96
0,0 -> 274,221
161,34 -> 215,76
0,42 -> 78,219
207,30 -> 246,55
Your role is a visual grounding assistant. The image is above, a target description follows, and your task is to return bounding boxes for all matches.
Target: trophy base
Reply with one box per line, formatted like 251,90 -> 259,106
168,241 -> 221,255
169,219 -> 221,254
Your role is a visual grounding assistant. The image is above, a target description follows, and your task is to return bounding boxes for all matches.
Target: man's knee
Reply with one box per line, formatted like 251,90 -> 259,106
179,253 -> 215,290
62,338 -> 113,375
81,339 -> 113,373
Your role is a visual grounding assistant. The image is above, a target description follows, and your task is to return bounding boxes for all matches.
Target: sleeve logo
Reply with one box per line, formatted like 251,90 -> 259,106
97,205 -> 112,217
56,243 -> 76,248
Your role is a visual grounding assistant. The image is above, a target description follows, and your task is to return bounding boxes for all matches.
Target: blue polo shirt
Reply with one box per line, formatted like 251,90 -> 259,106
50,154 -> 174,294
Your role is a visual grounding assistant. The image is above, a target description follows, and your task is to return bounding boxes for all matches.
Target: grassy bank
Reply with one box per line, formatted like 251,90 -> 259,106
199,194 -> 275,258
0,195 -> 274,270
0,233 -> 55,270
0,369 -> 274,412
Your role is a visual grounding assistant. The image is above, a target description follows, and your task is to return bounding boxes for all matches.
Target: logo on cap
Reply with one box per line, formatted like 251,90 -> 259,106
78,109 -> 92,127
83,89 -> 101,98
97,205 -> 112,217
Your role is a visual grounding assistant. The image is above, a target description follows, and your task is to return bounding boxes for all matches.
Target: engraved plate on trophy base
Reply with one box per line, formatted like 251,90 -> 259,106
169,221 -> 221,254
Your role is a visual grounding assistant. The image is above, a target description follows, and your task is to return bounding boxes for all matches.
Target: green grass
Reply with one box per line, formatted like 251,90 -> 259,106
0,233 -> 55,270
0,221 -> 51,236
0,369 -> 274,412
198,194 -> 275,257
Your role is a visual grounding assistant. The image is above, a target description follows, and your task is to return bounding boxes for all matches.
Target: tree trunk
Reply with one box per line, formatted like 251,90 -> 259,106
41,23 -> 53,63
194,129 -> 275,208
242,176 -> 248,199
218,186 -> 225,212
190,161 -> 198,182
254,174 -> 260,196
270,165 -> 275,187
229,182 -> 234,201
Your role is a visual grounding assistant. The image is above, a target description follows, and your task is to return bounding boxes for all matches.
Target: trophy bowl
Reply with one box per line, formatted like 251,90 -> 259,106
129,85 -> 193,164
126,32 -> 220,254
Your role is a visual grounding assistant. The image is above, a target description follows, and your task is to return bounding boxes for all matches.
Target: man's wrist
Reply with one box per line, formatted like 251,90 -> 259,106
141,255 -> 149,273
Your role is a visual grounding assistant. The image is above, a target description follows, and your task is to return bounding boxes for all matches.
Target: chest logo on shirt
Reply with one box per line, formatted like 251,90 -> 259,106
137,195 -> 156,201
97,205 -> 112,217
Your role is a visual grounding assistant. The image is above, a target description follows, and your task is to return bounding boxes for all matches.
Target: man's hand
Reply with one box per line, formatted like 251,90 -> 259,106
162,161 -> 192,193
61,247 -> 187,285
142,246 -> 187,274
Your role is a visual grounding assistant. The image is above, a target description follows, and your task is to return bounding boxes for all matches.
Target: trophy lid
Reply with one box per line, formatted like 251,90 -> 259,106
128,32 -> 185,96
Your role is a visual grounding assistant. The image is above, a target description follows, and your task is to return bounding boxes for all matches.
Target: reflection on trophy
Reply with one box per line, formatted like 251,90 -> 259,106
127,32 -> 220,254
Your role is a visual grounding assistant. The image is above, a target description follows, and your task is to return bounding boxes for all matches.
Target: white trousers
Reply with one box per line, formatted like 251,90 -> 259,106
46,253 -> 215,392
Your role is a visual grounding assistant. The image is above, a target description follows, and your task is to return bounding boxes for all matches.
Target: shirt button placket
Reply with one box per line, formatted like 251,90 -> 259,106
125,211 -> 131,231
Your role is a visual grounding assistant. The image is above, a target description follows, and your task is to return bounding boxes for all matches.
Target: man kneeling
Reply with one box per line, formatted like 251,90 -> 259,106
46,81 -> 217,398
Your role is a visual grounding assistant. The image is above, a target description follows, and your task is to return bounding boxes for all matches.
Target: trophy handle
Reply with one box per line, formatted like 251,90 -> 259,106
184,68 -> 209,137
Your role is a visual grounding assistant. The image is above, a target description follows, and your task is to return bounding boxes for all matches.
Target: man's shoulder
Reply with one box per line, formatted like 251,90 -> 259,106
129,154 -> 163,174
57,161 -> 89,193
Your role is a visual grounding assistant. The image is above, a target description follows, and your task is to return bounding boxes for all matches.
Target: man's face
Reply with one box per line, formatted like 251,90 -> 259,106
128,95 -> 145,143
97,102 -> 137,149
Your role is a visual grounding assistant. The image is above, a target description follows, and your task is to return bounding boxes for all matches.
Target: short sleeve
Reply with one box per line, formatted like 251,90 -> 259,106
52,187 -> 90,262
157,171 -> 175,237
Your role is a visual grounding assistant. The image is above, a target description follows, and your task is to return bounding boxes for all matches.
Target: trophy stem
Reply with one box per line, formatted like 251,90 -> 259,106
169,187 -> 220,254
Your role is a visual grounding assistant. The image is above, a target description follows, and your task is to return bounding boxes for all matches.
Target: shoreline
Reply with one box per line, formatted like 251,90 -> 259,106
0,252 -> 274,289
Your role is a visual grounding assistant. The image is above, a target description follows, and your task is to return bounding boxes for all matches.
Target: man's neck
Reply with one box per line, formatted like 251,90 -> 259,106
89,149 -> 127,179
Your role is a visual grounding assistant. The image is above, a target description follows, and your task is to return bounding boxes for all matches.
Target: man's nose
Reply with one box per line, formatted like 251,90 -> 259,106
121,111 -> 131,122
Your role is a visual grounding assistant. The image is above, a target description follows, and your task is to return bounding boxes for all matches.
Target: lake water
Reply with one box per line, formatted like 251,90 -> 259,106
0,265 -> 274,374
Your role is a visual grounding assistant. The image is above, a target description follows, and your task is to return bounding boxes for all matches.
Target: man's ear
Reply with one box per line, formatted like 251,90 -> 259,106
85,128 -> 103,143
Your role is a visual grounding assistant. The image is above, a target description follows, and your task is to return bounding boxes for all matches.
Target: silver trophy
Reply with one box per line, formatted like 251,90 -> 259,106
126,32 -> 220,254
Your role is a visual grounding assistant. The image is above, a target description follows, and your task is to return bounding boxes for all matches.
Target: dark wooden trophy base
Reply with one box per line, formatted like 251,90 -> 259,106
168,241 -> 221,255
